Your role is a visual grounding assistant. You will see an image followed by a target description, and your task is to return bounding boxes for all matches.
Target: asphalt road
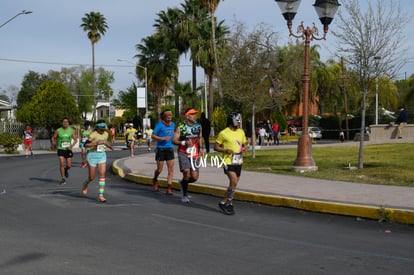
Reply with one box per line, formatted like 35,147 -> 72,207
1,148 -> 414,275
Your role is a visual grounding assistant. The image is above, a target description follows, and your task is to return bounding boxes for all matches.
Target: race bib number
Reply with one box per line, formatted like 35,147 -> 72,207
61,141 -> 70,148
82,137 -> 88,143
97,144 -> 105,152
232,153 -> 243,165
186,146 -> 196,156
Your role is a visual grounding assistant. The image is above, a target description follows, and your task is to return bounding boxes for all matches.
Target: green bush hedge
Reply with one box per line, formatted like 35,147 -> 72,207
0,133 -> 22,154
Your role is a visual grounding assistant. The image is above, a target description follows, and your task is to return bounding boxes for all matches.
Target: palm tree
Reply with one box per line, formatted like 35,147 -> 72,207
154,1 -> 209,109
189,18 -> 228,119
200,0 -> 223,110
80,11 -> 108,120
172,81 -> 192,118
179,0 -> 209,107
135,34 -> 179,119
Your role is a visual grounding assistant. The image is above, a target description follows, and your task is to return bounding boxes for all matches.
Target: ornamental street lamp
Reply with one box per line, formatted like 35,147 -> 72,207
274,0 -> 340,172
0,10 -> 32,29
374,56 -> 381,125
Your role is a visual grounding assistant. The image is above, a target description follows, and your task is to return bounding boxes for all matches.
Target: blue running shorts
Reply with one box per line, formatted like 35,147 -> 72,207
87,152 -> 107,167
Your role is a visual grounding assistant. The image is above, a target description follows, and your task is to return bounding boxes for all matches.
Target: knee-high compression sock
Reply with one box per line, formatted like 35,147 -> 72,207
153,171 -> 159,182
226,188 -> 235,204
180,179 -> 189,196
98,178 -> 105,196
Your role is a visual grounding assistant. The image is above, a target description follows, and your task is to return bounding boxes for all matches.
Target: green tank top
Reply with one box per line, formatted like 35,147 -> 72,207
81,129 -> 91,143
57,127 -> 73,150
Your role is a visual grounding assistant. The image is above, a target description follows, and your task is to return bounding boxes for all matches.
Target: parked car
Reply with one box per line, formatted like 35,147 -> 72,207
309,127 -> 322,139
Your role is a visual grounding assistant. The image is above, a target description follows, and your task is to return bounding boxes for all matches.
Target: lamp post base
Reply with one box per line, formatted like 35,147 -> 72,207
291,165 -> 318,172
291,135 -> 318,172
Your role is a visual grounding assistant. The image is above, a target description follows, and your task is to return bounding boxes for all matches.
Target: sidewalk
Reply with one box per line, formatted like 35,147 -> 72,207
112,142 -> 414,225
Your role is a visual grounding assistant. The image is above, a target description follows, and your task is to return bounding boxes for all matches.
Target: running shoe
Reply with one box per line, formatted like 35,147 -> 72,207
59,179 -> 66,185
218,202 -> 226,212
225,204 -> 235,215
181,196 -> 190,203
64,168 -> 69,178
218,202 -> 234,215
82,184 -> 88,195
81,162 -> 88,168
152,179 -> 159,191
98,195 -> 107,203
166,186 -> 173,196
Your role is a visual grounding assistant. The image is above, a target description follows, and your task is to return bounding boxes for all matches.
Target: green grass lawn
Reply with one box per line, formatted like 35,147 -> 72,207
241,143 -> 414,187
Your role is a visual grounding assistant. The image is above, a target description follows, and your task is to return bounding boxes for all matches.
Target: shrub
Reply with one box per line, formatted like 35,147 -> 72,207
0,133 -> 22,154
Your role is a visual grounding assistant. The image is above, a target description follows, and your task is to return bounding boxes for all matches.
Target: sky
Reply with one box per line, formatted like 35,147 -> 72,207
1,0 -> 414,101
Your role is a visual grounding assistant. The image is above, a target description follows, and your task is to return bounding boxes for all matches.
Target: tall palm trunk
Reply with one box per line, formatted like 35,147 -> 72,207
207,73 -> 214,121
192,59 -> 197,108
210,14 -> 222,101
91,42 -> 97,121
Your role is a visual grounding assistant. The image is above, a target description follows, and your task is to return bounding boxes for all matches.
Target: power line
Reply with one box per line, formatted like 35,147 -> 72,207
0,58 -> 131,68
0,57 -> 193,68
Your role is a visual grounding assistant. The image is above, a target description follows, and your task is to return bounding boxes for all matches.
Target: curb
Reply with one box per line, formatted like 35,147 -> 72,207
112,159 -> 414,224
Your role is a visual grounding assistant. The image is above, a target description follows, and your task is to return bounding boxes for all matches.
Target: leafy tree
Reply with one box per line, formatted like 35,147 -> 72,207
396,76 -> 414,118
16,80 -> 80,136
310,58 -> 341,115
211,106 -> 227,134
47,66 -> 114,120
94,67 -> 114,101
333,0 -> 409,169
113,83 -> 139,121
16,71 -> 50,109
48,66 -> 83,95
77,69 -> 95,119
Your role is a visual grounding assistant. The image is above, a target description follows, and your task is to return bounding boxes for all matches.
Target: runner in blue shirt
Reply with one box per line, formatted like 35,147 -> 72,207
151,110 -> 175,195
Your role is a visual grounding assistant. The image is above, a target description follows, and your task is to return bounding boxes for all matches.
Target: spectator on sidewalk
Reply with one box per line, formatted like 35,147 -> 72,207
395,106 -> 408,139
339,129 -> 345,142
265,120 -> 273,145
214,112 -> 247,215
200,112 -> 211,153
22,125 -> 34,158
258,126 -> 266,146
272,121 -> 280,145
